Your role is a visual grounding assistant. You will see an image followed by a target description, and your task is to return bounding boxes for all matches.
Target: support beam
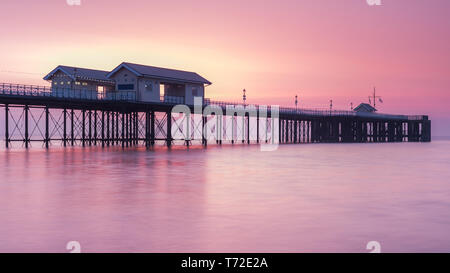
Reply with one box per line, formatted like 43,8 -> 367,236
45,106 -> 49,148
82,109 -> 86,147
5,104 -> 9,148
24,105 -> 29,148
167,111 -> 172,147
71,109 -> 74,146
63,108 -> 67,147
150,111 -> 155,146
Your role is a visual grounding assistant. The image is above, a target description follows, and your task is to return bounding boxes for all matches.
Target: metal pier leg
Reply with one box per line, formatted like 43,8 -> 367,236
247,114 -> 250,144
135,112 -> 139,145
71,109 -> 74,146
5,104 -> 9,148
150,111 -> 155,146
145,111 -> 150,148
63,108 -> 67,147
278,118 -> 282,144
45,107 -> 49,148
116,112 -> 120,145
106,111 -> 110,147
24,105 -> 29,148
121,112 -> 125,148
94,110 -> 98,145
256,112 -> 259,144
101,110 -> 105,147
167,111 -> 172,147
111,111 -> 115,146
241,115 -> 245,144
82,109 -> 86,147
202,115 -> 207,146
88,110 -> 92,146
127,112 -> 131,147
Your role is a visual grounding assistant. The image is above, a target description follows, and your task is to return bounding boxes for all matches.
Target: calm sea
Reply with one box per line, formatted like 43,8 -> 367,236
0,141 -> 450,253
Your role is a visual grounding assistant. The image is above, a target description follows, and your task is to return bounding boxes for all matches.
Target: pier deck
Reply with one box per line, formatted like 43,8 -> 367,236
0,83 -> 431,148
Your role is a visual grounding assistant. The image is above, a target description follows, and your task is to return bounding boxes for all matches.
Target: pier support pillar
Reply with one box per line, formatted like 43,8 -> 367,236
45,107 -> 50,148
63,108 -> 67,147
24,105 -> 29,148
167,111 -> 172,147
5,104 -> 9,148
151,111 -> 155,146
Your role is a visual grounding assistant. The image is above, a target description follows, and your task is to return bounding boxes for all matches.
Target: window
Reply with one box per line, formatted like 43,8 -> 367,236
118,84 -> 134,91
97,86 -> 105,99
60,81 -> 64,85
145,81 -> 152,92
82,82 -> 88,86
192,87 -> 199,96
54,82 -> 58,86
75,81 -> 81,85
67,81 -> 71,85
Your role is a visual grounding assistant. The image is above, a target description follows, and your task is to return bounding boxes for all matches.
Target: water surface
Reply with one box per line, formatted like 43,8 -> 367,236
0,141 -> 449,252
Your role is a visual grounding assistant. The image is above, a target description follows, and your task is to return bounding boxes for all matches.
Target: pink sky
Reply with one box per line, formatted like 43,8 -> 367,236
0,0 -> 449,134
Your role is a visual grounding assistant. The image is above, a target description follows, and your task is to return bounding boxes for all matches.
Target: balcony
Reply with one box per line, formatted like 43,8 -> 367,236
0,83 -> 136,102
160,95 -> 185,104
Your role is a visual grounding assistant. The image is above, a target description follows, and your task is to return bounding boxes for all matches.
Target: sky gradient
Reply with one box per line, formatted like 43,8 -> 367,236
0,0 -> 449,135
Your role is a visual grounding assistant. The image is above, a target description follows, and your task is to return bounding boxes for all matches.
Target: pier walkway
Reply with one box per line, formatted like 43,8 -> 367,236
0,83 -> 431,148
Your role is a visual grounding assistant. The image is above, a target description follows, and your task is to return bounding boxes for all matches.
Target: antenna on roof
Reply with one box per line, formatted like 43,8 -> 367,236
369,87 -> 383,109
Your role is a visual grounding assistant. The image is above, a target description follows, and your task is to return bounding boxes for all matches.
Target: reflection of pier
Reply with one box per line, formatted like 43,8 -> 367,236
0,83 -> 431,149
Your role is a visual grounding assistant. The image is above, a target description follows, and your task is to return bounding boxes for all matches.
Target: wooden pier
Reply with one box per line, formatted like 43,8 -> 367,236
0,84 -> 431,148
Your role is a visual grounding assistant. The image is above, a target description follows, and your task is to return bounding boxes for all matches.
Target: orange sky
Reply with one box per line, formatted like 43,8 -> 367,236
0,0 -> 449,134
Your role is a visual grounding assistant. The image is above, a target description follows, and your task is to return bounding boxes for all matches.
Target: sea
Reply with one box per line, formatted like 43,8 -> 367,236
0,140 -> 450,252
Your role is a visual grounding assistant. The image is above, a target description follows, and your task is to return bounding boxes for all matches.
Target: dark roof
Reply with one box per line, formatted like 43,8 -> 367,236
107,62 -> 212,85
354,103 -> 377,112
43,65 -> 114,84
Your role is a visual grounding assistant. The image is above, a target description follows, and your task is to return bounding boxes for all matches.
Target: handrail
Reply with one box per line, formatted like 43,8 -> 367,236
0,83 -> 427,120
204,99 -> 426,120
0,83 -> 136,102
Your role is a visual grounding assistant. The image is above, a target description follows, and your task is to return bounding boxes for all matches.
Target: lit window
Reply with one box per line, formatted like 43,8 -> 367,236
82,82 -> 88,86
67,81 -> 71,85
54,82 -> 57,85
60,81 -> 64,85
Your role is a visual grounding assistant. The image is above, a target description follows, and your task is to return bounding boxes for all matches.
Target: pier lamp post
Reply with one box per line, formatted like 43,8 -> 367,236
350,102 -> 353,111
295,95 -> 298,111
330,99 -> 333,111
243,89 -> 246,106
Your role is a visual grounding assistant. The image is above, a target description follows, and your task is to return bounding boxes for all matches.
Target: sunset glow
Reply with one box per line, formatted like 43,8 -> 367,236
0,0 -> 449,134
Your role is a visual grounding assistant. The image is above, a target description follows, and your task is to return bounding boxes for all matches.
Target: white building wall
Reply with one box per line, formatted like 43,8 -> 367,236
184,83 -> 204,105
137,78 -> 161,103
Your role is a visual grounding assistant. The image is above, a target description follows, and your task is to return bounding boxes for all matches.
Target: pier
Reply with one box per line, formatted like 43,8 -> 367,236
0,83 -> 431,149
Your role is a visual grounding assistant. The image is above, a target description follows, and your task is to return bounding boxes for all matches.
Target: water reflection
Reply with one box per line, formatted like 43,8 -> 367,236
0,142 -> 450,252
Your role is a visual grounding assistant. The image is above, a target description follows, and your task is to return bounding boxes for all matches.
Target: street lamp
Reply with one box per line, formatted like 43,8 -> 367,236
242,89 -> 246,106
295,95 -> 298,110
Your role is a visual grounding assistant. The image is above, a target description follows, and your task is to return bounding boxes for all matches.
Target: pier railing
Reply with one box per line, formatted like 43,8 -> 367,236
204,99 -> 426,120
0,83 -> 426,121
0,83 -> 136,101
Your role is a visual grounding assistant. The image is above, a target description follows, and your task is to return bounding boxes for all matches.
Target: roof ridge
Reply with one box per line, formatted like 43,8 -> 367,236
122,62 -> 199,75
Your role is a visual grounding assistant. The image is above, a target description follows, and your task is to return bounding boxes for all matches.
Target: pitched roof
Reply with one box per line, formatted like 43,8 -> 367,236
106,62 -> 212,85
354,103 -> 377,112
43,65 -> 114,84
